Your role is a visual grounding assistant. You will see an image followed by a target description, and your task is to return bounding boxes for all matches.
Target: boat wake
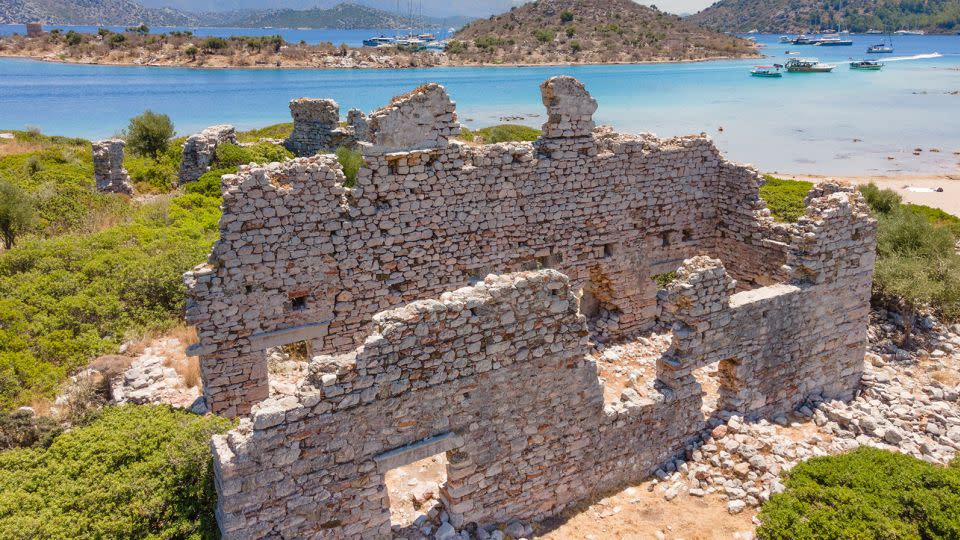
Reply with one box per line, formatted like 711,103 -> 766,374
885,53 -> 942,62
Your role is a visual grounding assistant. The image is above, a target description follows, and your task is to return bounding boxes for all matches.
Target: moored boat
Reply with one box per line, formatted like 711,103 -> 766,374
867,44 -> 894,53
785,58 -> 835,72
363,36 -> 396,47
814,35 -> 854,46
850,59 -> 884,70
751,65 -> 783,77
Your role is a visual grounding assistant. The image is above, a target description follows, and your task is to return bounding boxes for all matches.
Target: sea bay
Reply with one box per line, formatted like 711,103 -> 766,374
1,33 -> 958,176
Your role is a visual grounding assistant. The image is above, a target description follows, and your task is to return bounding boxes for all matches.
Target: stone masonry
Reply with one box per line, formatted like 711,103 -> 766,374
91,139 -> 134,195
179,125 -> 238,184
185,77 -> 877,538
284,98 -> 357,157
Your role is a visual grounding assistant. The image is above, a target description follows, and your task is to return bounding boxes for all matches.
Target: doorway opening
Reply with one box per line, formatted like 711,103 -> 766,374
385,452 -> 449,537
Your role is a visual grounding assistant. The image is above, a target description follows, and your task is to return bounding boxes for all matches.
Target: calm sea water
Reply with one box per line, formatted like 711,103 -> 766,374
1,33 -> 958,176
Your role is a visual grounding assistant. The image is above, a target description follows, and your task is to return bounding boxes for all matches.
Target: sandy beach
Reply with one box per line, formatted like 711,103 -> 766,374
782,173 -> 960,216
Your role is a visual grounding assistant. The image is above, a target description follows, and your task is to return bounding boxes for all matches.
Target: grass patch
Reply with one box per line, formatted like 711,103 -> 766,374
758,447 -> 960,539
235,122 -> 293,144
653,271 -> 678,290
457,124 -> 542,145
336,146 -> 363,188
0,405 -> 232,539
758,175 -> 813,222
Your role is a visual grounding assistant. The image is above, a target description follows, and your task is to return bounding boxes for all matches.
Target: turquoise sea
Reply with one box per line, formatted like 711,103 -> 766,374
1,33 -> 958,176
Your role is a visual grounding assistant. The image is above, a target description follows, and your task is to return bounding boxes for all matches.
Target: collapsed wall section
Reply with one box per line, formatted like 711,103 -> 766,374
179,125 -> 238,184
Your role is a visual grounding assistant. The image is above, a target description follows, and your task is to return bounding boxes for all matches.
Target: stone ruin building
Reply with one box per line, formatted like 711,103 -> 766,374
184,77 -> 877,538
283,98 -> 369,157
179,125 -> 238,184
91,139 -> 134,195
26,23 -> 43,38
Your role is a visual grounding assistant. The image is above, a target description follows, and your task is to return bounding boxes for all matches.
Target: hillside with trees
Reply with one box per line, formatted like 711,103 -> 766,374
0,0 -> 198,26
225,3 -> 469,30
449,0 -> 758,64
689,0 -> 960,34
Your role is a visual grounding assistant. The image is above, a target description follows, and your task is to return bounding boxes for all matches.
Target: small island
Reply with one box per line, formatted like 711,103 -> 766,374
0,1 -> 758,70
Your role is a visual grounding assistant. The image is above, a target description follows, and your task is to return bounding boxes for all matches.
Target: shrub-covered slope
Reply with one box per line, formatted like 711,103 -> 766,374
450,0 -> 757,64
689,0 -> 960,34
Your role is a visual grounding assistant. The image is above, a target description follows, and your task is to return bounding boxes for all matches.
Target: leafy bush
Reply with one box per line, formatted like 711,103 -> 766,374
0,405 -> 232,539
561,10 -> 575,23
0,410 -> 61,450
235,122 -> 293,144
126,111 -> 175,159
534,28 -> 557,43
653,271 -> 678,290
859,183 -> 960,335
474,124 -> 541,144
336,147 -> 364,188
0,180 -> 35,249
202,37 -> 228,52
64,30 -> 82,46
213,142 -> 291,169
758,447 -> 960,540
758,176 -> 813,222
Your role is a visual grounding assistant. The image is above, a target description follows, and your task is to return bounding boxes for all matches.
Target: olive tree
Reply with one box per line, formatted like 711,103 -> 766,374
125,111 -> 175,159
0,181 -> 34,249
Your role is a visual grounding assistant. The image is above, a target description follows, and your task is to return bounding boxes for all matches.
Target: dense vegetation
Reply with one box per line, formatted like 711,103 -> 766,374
450,0 -> 757,64
0,405 -> 232,539
690,0 -> 960,34
0,124 -> 295,409
758,447 -> 960,539
459,124 -> 542,144
759,176 -> 814,222
759,177 -> 960,342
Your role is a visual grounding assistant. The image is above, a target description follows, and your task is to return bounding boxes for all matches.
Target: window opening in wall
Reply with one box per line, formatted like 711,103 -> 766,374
265,341 -> 312,396
385,453 -> 449,536
682,229 -> 693,242
660,231 -> 671,247
693,360 -> 724,420
291,295 -> 308,312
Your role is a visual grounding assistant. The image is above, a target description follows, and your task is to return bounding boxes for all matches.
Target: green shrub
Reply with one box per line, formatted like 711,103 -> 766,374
109,33 -> 126,47
758,176 -> 813,222
186,168 -> 233,198
64,30 -> 82,46
859,182 -> 902,215
561,10 -> 575,23
0,405 -> 232,539
0,409 -> 61,450
213,142 -> 291,169
758,447 -> 960,540
126,111 -> 175,159
653,271 -> 678,290
904,203 -> 960,238
534,28 -> 557,43
235,123 -> 293,144
202,37 -> 228,52
0,181 -> 35,249
125,155 -> 177,193
474,124 -> 541,144
336,147 -> 364,188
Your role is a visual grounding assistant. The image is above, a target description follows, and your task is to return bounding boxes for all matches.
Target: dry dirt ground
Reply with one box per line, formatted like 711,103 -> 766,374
786,173 -> 960,216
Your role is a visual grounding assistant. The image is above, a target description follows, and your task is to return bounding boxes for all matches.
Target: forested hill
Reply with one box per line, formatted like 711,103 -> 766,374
0,0 -> 197,25
689,0 -> 960,34
226,4 -> 469,30
450,0 -> 757,64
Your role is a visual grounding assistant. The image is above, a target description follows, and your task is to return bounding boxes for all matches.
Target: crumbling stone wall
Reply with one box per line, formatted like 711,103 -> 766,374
186,77 -> 789,418
283,98 -> 357,156
178,125 -> 237,184
92,139 -> 134,195
196,77 -> 877,537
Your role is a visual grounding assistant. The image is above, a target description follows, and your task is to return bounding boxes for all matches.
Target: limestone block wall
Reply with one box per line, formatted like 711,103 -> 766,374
179,125 -> 237,184
186,77 -> 819,417
284,98 -> 356,156
92,139 -> 134,195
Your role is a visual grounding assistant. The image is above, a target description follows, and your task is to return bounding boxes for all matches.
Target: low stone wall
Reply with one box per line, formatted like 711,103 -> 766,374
186,77 -> 791,418
92,139 -> 133,195
178,125 -> 237,184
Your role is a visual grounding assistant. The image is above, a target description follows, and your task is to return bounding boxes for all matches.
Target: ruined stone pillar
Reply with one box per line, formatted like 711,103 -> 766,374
536,76 -> 599,159
178,125 -> 237,185
284,98 -> 342,156
361,83 -> 460,155
92,139 -> 134,195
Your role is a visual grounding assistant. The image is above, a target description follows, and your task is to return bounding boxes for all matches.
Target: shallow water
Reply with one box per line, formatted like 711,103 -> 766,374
1,33 -> 958,176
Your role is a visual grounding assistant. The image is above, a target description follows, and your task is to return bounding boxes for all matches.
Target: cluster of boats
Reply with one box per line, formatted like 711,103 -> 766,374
751,57 -> 884,77
362,33 -> 449,52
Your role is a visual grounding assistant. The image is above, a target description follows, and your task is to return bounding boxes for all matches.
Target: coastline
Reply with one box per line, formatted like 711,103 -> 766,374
0,50 -> 762,71
782,172 -> 960,215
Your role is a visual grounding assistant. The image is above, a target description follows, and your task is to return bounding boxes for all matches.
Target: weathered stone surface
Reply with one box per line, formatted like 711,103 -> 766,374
178,125 -> 237,185
92,139 -> 133,195
182,78 -> 879,539
284,98 -> 356,156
